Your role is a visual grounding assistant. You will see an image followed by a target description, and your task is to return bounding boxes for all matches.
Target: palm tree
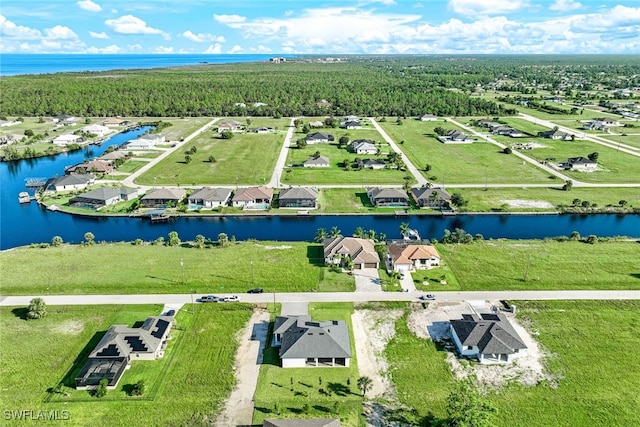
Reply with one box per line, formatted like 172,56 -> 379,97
367,229 -> 377,242
314,228 -> 327,242
399,222 -> 410,238
358,376 -> 373,397
353,227 -> 365,238
329,226 -> 342,238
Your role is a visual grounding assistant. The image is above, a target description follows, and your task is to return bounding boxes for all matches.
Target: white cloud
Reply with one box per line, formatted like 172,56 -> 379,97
549,0 -> 582,12
250,45 -> 272,53
44,26 -> 78,40
284,10 -> 294,16
77,0 -> 102,13
87,44 -> 122,53
448,0 -> 529,16
228,44 -> 244,53
105,15 -> 167,37
182,30 -> 225,43
214,14 -> 247,24
155,46 -> 174,53
0,14 -> 41,39
204,43 -> 222,53
89,31 -> 109,39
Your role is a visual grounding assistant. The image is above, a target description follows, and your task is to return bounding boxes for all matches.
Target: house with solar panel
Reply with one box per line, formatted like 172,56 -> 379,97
75,316 -> 173,390
449,313 -> 527,364
272,315 -> 352,368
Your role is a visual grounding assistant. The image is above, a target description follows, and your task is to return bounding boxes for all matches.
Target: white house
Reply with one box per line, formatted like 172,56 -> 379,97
562,157 -> 597,171
123,139 -> 156,150
387,244 -> 441,272
273,315 -> 351,368
82,124 -> 111,137
52,134 -> 83,146
450,313 -> 527,364
350,139 -> 378,154
437,130 -> 474,144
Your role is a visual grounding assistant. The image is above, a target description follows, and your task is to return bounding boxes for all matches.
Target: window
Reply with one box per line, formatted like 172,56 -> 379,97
467,346 -> 473,350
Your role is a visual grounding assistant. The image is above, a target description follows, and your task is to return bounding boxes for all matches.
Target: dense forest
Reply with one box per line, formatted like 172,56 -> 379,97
2,55 -> 639,118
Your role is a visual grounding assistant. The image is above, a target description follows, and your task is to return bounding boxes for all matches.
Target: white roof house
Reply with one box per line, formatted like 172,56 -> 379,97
82,124 -> 111,137
52,134 -> 83,146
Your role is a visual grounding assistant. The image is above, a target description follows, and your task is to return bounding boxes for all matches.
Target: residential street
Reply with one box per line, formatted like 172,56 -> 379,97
268,117 -> 296,188
2,290 -> 639,307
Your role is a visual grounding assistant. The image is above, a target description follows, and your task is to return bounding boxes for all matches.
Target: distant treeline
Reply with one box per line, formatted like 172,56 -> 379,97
1,58 -> 517,118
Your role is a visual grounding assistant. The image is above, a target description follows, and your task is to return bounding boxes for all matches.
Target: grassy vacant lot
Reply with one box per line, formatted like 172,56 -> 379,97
137,118 -> 289,186
126,116 -> 213,141
604,133 -> 640,150
438,239 -> 640,291
378,119 -> 551,184
0,303 -> 253,426
454,186 -> 640,212
385,300 -> 640,426
253,302 -> 363,426
0,241 -> 353,295
515,138 -> 640,183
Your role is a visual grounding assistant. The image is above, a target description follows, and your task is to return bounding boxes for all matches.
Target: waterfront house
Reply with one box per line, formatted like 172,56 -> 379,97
437,130 -> 474,144
82,124 -> 111,137
66,159 -> 113,175
69,187 -> 141,209
357,158 -> 386,170
304,132 -> 334,144
367,187 -> 410,207
75,316 -> 173,390
273,315 -> 351,368
450,313 -> 527,364
303,155 -> 330,168
561,157 -> 597,171
278,187 -> 319,209
141,188 -> 186,208
323,237 -> 380,269
411,187 -> 452,210
123,138 -> 156,150
44,174 -> 95,192
232,186 -> 274,209
52,134 -> 83,146
137,133 -> 165,144
387,244 -> 441,272
103,118 -> 130,127
350,139 -> 378,155
188,187 -> 232,209
98,151 -> 131,162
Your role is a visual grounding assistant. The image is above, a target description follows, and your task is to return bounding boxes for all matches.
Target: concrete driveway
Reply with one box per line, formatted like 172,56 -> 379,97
353,268 -> 382,292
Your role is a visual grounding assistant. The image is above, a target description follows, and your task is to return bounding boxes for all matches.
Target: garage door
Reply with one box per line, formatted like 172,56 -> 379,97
364,263 -> 377,268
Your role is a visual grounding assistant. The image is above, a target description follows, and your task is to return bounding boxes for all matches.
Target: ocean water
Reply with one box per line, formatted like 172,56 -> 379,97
0,54 -> 290,76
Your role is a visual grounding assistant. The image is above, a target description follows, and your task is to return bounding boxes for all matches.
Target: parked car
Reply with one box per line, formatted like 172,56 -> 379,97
200,295 -> 219,303
247,288 -> 264,294
166,309 -> 176,316
222,295 -> 241,302
418,294 -> 436,301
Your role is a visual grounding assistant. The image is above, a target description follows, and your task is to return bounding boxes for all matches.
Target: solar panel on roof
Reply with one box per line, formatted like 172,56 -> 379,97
150,319 -> 169,339
124,336 -> 148,352
95,344 -> 121,357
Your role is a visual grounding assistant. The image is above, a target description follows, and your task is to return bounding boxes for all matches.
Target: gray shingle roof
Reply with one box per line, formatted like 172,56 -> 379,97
303,155 -> 330,166
142,188 -> 187,201
278,316 -> 351,360
279,187 -> 318,201
189,187 -> 232,203
451,313 -> 526,355
323,237 -> 380,264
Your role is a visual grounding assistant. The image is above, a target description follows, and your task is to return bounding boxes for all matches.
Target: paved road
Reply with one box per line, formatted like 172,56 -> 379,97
268,118 -> 297,188
2,290 -> 639,307
121,118 -> 220,189
369,117 -> 428,186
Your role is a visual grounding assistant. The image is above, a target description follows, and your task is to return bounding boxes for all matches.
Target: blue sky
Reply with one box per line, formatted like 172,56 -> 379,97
1,0 -> 639,54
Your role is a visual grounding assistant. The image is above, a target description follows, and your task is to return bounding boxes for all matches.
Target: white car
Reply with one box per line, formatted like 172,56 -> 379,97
222,295 -> 241,302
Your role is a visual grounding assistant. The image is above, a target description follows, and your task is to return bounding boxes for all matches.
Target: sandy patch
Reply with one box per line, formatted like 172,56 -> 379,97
55,320 -> 84,335
501,199 -> 554,209
258,244 -> 292,250
408,301 -> 555,391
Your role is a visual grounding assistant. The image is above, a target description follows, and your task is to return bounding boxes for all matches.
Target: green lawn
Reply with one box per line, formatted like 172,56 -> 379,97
115,160 -> 147,173
385,300 -> 640,426
437,239 -> 640,291
0,303 -> 253,426
453,186 -> 640,212
136,118 -> 290,186
127,116 -> 213,141
252,302 -> 363,426
515,138 -> 640,183
283,142 -> 409,185
378,119 -> 551,184
595,133 -> 640,150
0,242 -> 353,295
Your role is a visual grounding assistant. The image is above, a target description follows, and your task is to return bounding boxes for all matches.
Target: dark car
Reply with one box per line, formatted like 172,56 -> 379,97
418,294 -> 436,301
166,309 -> 176,316
200,295 -> 219,303
247,288 -> 264,294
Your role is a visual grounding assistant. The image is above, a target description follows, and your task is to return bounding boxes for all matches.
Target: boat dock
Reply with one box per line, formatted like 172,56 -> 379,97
18,192 -> 34,204
24,177 -> 47,188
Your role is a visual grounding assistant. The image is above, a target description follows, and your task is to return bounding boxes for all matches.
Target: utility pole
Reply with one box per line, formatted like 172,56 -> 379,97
180,259 -> 185,285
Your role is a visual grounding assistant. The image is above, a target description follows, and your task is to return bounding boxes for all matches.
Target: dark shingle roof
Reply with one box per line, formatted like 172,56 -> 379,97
451,313 -> 526,355
278,317 -> 351,360
189,187 -> 232,202
279,187 -> 318,201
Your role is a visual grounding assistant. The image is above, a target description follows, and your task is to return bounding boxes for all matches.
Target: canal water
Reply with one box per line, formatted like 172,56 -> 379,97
1,130 -> 639,249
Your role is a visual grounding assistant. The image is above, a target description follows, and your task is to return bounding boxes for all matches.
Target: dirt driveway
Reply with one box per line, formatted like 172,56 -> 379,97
214,308 -> 270,427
